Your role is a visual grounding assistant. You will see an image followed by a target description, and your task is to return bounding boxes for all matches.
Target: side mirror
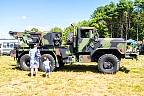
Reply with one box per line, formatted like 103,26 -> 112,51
91,29 -> 99,41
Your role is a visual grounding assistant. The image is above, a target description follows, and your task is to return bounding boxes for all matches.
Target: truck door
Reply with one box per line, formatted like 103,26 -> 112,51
77,28 -> 92,52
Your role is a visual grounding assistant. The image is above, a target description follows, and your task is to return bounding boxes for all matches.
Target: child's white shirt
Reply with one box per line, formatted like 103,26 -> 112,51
43,60 -> 51,69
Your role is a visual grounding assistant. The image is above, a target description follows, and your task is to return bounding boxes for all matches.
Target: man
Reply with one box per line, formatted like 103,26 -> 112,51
10,49 -> 16,60
29,44 -> 41,77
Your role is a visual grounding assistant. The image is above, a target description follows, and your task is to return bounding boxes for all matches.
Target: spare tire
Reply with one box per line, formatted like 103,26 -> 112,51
20,54 -> 30,71
40,54 -> 56,72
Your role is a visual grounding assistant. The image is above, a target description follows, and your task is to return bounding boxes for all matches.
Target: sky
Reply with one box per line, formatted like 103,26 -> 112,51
0,0 -> 119,38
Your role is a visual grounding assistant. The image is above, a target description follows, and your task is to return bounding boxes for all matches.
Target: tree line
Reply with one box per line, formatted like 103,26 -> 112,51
28,0 -> 144,41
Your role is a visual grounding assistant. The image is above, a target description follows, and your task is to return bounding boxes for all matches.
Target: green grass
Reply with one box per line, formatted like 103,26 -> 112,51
0,56 -> 144,96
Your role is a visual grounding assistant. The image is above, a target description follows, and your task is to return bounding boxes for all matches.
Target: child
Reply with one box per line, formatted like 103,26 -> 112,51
43,57 -> 51,77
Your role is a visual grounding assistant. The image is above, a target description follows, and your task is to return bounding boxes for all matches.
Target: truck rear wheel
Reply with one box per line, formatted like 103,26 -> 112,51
40,54 -> 56,72
20,54 -> 30,71
98,54 -> 120,74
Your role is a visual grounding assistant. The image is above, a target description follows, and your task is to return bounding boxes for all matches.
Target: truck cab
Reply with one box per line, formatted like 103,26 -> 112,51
65,27 -> 138,73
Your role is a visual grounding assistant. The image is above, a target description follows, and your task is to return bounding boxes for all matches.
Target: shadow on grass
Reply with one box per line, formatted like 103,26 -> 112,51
11,64 -> 16,66
11,66 -> 22,70
56,65 -> 130,74
119,66 -> 130,73
55,64 -> 99,73
11,64 -> 130,74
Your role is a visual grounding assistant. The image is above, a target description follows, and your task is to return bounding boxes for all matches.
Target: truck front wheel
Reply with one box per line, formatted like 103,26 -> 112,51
20,54 -> 30,71
98,54 -> 120,74
40,54 -> 56,72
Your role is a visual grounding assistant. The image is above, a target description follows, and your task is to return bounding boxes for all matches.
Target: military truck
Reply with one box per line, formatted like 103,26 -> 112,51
9,27 -> 138,73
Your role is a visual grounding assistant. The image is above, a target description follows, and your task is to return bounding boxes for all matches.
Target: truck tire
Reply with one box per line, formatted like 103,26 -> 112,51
98,54 -> 120,74
40,54 -> 56,72
20,54 -> 30,71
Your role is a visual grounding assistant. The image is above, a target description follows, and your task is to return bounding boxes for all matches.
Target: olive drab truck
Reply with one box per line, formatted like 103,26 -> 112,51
9,27 -> 138,74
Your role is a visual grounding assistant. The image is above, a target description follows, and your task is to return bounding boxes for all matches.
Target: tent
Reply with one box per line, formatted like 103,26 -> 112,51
127,39 -> 137,48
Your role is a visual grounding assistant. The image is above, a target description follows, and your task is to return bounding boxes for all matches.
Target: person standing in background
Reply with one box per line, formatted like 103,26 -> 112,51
10,48 -> 16,60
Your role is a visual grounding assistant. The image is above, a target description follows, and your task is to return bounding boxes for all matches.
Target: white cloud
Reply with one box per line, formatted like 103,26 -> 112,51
21,16 -> 27,20
25,25 -> 50,31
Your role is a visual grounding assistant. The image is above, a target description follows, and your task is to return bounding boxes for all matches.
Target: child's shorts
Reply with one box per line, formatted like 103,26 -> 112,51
45,67 -> 50,73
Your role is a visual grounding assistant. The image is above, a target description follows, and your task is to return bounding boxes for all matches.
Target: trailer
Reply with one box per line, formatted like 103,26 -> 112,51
0,39 -> 18,55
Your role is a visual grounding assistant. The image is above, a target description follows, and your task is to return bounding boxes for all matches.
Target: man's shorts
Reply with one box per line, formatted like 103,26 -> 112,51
30,60 -> 39,68
45,67 -> 50,73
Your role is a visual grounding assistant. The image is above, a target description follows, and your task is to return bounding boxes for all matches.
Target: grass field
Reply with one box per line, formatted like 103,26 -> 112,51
0,56 -> 144,96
